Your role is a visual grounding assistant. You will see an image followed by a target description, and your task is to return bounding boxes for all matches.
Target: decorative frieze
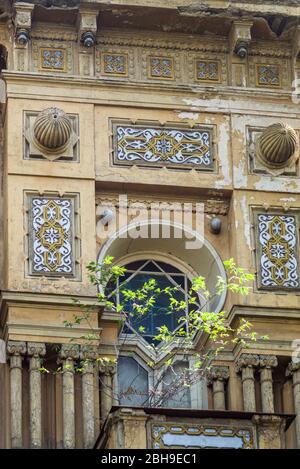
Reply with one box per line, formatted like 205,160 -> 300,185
148,56 -> 174,80
256,64 -> 281,88
248,56 -> 289,89
112,122 -> 215,170
195,60 -> 221,83
96,46 -> 135,79
142,49 -> 181,82
102,53 -> 128,77
187,51 -> 227,85
254,210 -> 300,290
95,195 -> 229,216
26,193 -> 80,279
32,40 -> 73,73
12,28 -> 296,90
151,423 -> 253,449
40,48 -> 66,71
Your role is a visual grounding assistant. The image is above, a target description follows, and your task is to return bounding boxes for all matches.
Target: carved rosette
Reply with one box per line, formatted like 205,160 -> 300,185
33,107 -> 72,154
257,123 -> 299,172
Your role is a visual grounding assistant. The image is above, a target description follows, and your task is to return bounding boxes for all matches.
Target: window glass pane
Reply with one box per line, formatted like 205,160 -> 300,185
121,272 -> 185,342
123,260 -> 150,271
161,362 -> 191,408
153,260 -> 182,273
118,356 -> 149,406
105,259 -> 192,343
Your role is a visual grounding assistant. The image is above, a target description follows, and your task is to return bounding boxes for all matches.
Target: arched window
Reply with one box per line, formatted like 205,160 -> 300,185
99,219 -> 223,409
106,258 -> 201,344
107,257 -> 208,409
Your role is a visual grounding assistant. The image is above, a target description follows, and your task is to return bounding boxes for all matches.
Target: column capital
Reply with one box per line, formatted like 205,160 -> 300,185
27,342 -> 46,358
59,343 -> 80,361
236,353 -> 259,372
80,345 -> 99,361
7,341 -> 26,356
99,360 -> 116,376
259,355 -> 278,369
207,366 -> 229,385
286,361 -> 300,377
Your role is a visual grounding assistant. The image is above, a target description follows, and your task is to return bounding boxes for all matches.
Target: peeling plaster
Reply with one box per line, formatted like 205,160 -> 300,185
177,112 -> 199,120
215,121 -> 231,189
279,197 -> 296,202
241,196 -> 251,249
254,178 -> 300,193
182,95 -> 298,117
234,158 -> 248,188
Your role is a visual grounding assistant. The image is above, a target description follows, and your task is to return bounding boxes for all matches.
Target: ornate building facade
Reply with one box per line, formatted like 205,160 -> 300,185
0,0 -> 300,449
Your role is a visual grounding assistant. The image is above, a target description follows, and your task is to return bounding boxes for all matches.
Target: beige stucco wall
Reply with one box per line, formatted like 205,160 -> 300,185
1,0 -> 300,448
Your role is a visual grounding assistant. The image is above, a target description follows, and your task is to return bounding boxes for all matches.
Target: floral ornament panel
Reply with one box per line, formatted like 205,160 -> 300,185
30,197 -> 74,276
257,214 -> 299,289
148,57 -> 174,79
40,48 -> 66,71
113,124 -> 214,169
195,60 -> 220,83
151,424 -> 253,449
102,53 -> 128,76
256,64 -> 281,87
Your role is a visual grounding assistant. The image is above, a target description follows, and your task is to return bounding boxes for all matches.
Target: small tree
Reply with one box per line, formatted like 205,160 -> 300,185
61,257 -> 265,408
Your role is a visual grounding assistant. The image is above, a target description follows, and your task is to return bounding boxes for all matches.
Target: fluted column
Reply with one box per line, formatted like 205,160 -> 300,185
259,355 -> 278,413
207,366 -> 229,410
7,341 -> 26,448
27,342 -> 46,449
81,346 -> 98,449
99,362 -> 116,425
236,354 -> 259,412
287,362 -> 300,448
59,344 -> 79,449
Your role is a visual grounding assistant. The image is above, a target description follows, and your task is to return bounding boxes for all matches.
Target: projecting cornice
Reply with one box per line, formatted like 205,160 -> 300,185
13,0 -> 79,8
7,1 -> 300,16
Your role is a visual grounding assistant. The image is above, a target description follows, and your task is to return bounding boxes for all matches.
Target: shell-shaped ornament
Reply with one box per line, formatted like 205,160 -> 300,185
33,107 -> 72,153
257,122 -> 298,168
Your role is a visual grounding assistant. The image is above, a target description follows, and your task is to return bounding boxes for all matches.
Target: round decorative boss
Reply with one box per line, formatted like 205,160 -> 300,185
257,122 -> 298,168
33,107 -> 72,153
